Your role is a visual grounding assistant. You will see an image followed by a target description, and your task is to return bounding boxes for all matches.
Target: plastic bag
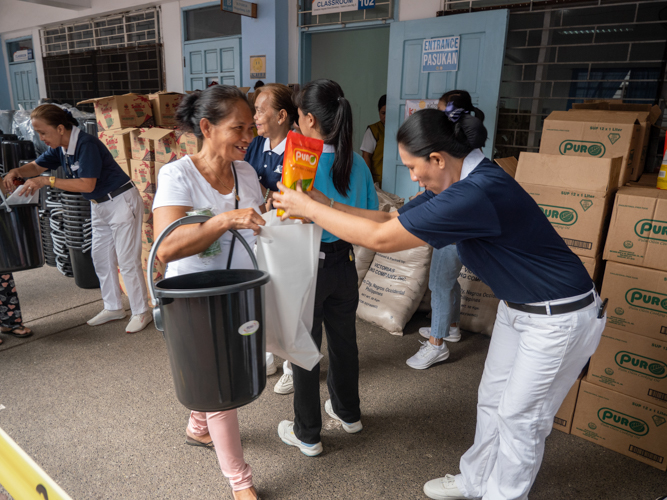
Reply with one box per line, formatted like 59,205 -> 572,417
255,211 -> 323,370
11,105 -> 48,156
277,131 -> 324,218
186,207 -> 222,258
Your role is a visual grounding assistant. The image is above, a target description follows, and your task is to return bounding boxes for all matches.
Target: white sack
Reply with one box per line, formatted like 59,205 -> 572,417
255,211 -> 323,370
458,266 -> 499,336
353,244 -> 375,287
357,244 -> 432,335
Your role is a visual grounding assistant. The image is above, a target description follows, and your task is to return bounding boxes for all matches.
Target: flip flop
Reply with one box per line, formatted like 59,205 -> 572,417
0,327 -> 32,338
185,435 -> 214,448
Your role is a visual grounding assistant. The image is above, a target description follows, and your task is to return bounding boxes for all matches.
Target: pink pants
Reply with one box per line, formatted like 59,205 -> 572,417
188,410 -> 253,491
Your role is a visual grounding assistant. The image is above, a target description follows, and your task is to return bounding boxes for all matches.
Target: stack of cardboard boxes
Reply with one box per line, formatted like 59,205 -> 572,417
79,92 -> 203,295
510,102 -> 664,449
569,185 -> 667,471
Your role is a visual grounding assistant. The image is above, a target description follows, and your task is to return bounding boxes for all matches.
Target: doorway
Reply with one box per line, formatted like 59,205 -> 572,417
309,27 -> 390,152
182,4 -> 243,91
6,37 -> 39,110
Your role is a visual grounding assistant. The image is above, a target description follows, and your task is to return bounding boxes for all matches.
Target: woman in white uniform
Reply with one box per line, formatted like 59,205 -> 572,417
4,105 -> 151,333
273,107 -> 606,499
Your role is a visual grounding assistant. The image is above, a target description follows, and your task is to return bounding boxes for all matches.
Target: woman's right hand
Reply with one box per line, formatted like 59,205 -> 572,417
219,208 -> 265,235
2,170 -> 19,193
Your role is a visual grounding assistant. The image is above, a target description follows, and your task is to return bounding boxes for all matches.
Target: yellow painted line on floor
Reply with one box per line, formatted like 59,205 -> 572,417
0,426 -> 72,500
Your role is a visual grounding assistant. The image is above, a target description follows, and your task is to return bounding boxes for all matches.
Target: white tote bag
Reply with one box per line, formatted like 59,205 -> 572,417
255,211 -> 323,371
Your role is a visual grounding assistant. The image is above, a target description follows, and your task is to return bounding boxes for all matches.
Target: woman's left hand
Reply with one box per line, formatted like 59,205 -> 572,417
19,176 -> 48,197
273,181 -> 314,220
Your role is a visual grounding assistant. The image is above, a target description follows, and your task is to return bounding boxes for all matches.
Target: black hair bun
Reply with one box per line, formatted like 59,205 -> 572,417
176,91 -> 201,133
458,113 -> 487,150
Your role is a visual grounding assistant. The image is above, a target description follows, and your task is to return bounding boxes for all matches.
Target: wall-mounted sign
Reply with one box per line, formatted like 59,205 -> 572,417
404,99 -> 439,120
422,36 -> 460,73
312,0 -> 375,16
13,49 -> 33,62
250,55 -> 266,79
221,0 -> 257,18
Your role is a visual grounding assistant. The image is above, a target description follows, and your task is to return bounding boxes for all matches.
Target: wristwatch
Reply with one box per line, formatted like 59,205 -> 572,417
49,176 -> 56,188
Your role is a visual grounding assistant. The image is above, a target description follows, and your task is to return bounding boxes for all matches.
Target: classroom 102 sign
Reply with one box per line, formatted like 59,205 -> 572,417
422,36 -> 460,73
312,0 -> 375,15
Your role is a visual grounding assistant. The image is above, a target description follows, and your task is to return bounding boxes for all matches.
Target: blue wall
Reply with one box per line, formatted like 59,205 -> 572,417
241,0 -> 289,86
0,36 -> 12,110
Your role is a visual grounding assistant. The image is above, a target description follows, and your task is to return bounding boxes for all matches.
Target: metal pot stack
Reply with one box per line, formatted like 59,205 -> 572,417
60,192 -> 99,289
45,187 -> 73,276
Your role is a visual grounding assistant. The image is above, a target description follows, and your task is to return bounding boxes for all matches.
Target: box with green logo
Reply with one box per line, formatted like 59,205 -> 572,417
572,380 -> 667,470
539,111 -> 641,187
515,153 -> 621,258
588,326 -> 667,408
600,261 -> 667,341
553,367 -> 587,434
603,186 -> 667,271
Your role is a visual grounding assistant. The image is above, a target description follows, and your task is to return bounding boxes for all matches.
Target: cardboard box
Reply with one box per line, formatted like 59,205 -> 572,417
141,248 -> 166,282
570,104 -> 662,181
116,159 -> 130,177
515,153 -> 621,258
129,128 -> 153,161
149,92 -> 184,128
580,254 -> 605,288
78,93 -> 154,131
176,131 -> 202,158
629,173 -> 659,188
141,221 -> 154,247
571,380 -> 667,470
98,129 -> 132,160
139,128 -> 179,164
603,186 -> 667,271
539,110 -> 641,187
494,157 -> 517,178
553,368 -> 587,434
140,191 -> 154,222
130,160 -> 156,194
588,326 -> 667,408
600,261 -> 667,341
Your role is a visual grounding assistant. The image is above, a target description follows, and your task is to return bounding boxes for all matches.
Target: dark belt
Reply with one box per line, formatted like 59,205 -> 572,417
91,182 -> 135,204
505,292 -> 595,316
319,240 -> 353,268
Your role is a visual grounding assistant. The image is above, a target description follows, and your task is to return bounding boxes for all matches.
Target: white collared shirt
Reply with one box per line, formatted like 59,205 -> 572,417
62,125 -> 80,157
262,136 -> 287,155
460,149 -> 486,181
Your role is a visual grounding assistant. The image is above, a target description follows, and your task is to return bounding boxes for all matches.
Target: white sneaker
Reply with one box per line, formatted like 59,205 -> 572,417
424,474 -> 468,499
419,326 -> 461,342
406,341 -> 450,370
324,399 -> 362,433
278,420 -> 323,457
125,311 -> 153,333
274,373 -> 294,394
266,357 -> 277,376
87,309 -> 126,326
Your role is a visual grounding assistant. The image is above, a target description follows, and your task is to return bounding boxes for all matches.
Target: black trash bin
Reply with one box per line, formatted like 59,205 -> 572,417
149,215 -> 270,412
68,248 -> 100,289
0,199 -> 44,273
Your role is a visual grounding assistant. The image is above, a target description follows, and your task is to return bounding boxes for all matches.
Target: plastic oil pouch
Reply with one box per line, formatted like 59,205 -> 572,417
277,131 -> 324,218
186,207 -> 222,258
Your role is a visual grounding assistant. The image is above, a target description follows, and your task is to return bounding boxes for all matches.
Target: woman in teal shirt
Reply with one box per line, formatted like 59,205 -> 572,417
277,79 -> 378,456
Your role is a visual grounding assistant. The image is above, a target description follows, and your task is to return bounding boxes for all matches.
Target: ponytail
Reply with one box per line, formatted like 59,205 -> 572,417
294,79 -> 353,196
31,104 -> 79,130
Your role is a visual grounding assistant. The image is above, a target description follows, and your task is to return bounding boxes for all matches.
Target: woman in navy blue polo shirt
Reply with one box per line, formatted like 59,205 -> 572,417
245,83 -> 299,391
274,107 -> 606,499
4,105 -> 151,334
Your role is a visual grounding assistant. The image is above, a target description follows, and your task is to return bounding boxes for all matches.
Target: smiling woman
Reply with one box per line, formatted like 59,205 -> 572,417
151,84 -> 265,500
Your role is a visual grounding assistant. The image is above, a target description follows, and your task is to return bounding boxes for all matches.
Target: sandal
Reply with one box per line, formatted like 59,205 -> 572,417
185,435 -> 214,448
0,326 -> 33,338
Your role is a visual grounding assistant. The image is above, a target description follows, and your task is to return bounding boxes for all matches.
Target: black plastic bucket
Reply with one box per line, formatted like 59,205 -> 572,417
149,215 -> 270,412
69,248 -> 99,289
0,202 -> 44,273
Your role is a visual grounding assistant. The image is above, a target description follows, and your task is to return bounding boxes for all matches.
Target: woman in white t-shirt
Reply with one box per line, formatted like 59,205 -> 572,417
153,85 -> 265,500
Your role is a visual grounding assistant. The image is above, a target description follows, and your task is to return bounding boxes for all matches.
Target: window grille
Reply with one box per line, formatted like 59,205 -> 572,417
298,0 -> 393,27
439,0 -> 667,169
39,8 -> 163,111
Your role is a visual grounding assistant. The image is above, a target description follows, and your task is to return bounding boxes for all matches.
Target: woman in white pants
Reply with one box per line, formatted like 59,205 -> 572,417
273,106 -> 606,500
4,105 -> 151,333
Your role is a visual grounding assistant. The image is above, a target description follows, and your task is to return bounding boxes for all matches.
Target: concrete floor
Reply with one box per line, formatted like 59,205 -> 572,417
0,266 -> 665,500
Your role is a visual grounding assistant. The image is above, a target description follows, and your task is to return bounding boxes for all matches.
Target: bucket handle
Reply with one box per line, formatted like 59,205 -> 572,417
147,214 -> 259,332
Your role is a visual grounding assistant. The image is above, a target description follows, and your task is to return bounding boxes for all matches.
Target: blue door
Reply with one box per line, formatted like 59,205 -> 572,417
383,10 -> 509,200
9,61 -> 39,110
184,37 -> 241,91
